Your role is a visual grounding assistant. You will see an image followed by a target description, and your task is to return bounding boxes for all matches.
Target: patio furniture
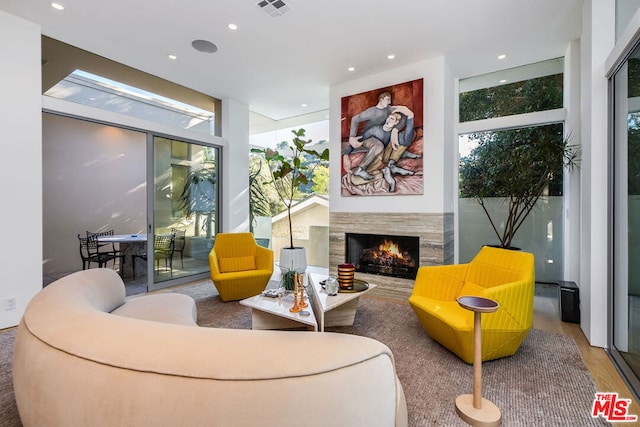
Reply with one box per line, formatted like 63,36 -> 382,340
86,230 -> 125,270
96,234 -> 147,278
132,234 -> 175,278
77,234 -> 118,270
171,228 -> 186,268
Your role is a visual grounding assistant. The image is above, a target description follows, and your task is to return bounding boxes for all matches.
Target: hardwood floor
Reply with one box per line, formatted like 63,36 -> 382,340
533,291 -> 640,418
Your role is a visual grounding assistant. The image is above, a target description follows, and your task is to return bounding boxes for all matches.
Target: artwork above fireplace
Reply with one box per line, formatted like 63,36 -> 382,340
345,232 -> 419,280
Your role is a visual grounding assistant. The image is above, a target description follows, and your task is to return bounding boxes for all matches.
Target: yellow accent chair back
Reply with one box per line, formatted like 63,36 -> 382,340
208,233 -> 274,302
408,246 -> 535,364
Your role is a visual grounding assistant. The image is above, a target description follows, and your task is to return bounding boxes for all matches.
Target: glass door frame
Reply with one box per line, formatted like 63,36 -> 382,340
608,36 -> 640,401
146,132 -> 222,292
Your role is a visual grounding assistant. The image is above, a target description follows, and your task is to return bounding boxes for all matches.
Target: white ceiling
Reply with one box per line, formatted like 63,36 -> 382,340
0,0 -> 583,122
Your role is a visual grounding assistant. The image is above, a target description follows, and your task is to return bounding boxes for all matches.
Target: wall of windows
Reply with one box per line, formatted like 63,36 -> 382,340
41,113 -> 220,292
458,123 -> 567,282
151,137 -> 219,290
458,59 -> 569,283
249,117 -> 330,267
40,35 -> 223,291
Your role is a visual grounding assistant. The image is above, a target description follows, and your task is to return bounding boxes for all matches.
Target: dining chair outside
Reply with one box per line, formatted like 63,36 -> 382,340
77,234 -> 117,270
86,230 -> 125,270
171,228 -> 186,268
154,234 -> 174,273
132,234 -> 175,278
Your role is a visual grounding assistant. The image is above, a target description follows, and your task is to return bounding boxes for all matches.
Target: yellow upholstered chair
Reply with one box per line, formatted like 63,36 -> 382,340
208,233 -> 274,302
408,246 -> 535,364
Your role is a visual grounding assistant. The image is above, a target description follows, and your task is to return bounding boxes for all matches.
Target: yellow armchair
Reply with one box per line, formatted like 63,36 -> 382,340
408,246 -> 535,364
208,233 -> 274,302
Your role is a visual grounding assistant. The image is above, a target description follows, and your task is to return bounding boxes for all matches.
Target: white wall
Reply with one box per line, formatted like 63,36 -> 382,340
222,98 -> 250,232
42,113 -> 147,276
0,11 -> 42,329
579,0 -> 615,347
564,40 -> 582,285
329,56 -> 454,214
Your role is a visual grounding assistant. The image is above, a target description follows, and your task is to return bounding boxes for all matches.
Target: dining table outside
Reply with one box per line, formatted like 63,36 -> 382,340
97,234 -> 147,278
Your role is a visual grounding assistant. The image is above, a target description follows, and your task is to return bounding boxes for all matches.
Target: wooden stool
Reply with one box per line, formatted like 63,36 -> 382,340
455,296 -> 501,426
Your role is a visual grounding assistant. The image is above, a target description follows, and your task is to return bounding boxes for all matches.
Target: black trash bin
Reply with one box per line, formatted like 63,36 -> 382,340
558,280 -> 580,323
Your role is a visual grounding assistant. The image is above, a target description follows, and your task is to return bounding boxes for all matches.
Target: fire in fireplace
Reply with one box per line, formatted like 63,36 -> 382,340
345,233 -> 419,279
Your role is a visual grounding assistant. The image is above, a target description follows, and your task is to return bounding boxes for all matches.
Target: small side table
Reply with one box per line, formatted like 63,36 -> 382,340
455,296 -> 501,427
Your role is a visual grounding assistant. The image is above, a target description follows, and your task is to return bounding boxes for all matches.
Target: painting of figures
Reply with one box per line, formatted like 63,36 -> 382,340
341,79 -> 424,196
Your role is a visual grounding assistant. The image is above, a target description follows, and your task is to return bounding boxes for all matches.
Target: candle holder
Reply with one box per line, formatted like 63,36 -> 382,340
290,272 -> 301,313
298,273 -> 308,308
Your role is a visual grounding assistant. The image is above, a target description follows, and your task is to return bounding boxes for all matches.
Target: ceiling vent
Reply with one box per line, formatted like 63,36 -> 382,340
257,0 -> 290,17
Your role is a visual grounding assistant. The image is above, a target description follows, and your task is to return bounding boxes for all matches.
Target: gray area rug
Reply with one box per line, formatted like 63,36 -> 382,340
0,328 -> 19,427
173,281 -> 607,426
0,281 -> 607,426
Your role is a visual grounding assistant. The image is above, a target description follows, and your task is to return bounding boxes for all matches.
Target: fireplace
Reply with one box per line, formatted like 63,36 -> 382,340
345,233 -> 419,280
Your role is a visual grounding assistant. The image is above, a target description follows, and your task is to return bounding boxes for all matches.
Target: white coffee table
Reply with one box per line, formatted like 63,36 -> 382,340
240,291 -> 318,331
307,272 -> 376,332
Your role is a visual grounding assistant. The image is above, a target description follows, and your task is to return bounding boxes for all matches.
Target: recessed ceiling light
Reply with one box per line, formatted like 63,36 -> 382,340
168,54 -> 177,60
387,54 -> 396,60
499,79 -> 507,84
51,2 -> 64,10
348,66 -> 355,72
228,23 -> 238,30
301,103 -> 307,107
498,54 -> 507,60
192,39 -> 218,53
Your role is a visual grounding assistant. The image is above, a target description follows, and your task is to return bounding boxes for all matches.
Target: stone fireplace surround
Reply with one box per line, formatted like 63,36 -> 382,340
329,212 -> 454,301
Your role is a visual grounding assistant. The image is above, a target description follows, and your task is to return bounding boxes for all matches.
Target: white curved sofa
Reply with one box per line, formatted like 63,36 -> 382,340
13,268 -> 407,427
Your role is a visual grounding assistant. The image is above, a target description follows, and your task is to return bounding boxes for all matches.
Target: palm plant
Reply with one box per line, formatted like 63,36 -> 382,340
249,159 -> 273,233
176,166 -> 217,238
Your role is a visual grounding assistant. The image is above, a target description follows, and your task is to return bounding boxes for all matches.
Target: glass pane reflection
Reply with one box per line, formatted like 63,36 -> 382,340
613,42 -> 640,395
150,136 -> 218,290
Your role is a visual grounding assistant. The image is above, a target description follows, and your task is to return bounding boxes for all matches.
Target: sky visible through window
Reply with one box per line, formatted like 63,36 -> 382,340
45,69 -> 215,134
250,120 -> 329,149
46,69 -> 329,144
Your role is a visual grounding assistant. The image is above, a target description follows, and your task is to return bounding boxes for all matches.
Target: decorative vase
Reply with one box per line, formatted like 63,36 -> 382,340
279,247 -> 307,273
337,263 -> 355,290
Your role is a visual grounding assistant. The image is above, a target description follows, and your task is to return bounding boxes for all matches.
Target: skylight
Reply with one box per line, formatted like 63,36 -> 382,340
44,70 -> 215,134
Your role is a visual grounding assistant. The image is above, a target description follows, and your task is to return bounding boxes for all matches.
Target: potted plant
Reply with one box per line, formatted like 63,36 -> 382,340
251,128 -> 329,289
459,125 -> 579,249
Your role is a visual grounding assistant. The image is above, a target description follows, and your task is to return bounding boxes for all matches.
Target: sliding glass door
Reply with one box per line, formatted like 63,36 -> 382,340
611,41 -> 640,398
149,135 -> 219,291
